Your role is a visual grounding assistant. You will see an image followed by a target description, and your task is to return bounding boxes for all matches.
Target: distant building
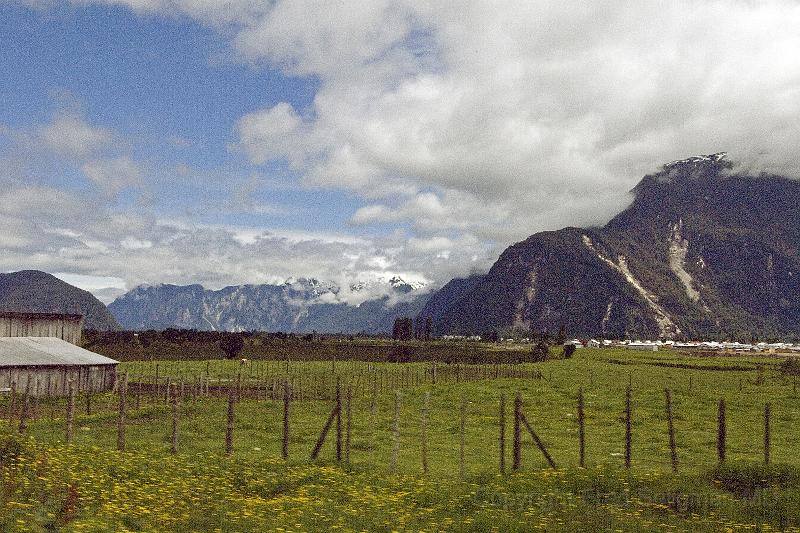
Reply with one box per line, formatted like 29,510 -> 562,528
626,341 -> 658,352
0,312 -> 117,396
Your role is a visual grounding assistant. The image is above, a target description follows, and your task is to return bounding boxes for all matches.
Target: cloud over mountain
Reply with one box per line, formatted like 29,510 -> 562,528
4,0 -> 800,301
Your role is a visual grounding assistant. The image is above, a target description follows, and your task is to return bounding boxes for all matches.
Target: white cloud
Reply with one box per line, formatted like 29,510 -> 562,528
81,156 -> 143,198
38,112 -> 112,158
9,0 -> 800,300
222,0 -> 800,246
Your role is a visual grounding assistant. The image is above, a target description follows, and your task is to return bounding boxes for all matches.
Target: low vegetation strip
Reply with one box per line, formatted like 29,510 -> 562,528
606,358 -> 758,372
2,433 -> 800,532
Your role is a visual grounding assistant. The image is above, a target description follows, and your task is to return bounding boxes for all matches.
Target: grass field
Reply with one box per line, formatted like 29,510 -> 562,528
3,347 -> 800,531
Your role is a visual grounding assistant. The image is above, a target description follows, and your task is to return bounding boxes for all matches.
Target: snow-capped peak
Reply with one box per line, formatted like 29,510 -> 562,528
664,152 -> 727,169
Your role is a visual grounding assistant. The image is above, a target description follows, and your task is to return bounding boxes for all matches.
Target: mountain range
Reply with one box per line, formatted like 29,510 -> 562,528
107,277 -> 430,333
422,153 -> 800,340
6,154 -> 800,339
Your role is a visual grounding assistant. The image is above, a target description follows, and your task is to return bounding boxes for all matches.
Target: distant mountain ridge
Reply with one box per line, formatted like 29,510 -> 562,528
422,154 -> 800,340
0,270 -> 120,330
109,277 -> 430,333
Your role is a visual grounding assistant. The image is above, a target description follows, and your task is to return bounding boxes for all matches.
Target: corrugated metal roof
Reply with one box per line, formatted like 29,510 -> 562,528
0,337 -> 118,367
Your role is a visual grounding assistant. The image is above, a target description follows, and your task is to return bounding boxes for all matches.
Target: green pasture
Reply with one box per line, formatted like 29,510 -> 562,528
3,347 -> 800,531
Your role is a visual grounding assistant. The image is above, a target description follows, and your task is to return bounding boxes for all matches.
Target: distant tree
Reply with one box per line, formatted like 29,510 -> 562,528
555,323 -> 567,345
423,317 -> 433,341
531,340 -> 549,362
536,329 -> 551,345
483,329 -> 499,343
392,317 -> 414,341
220,334 -> 245,360
562,344 -> 577,359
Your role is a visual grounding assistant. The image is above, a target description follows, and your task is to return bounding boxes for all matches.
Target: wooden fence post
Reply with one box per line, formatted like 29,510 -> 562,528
421,391 -> 429,475
665,389 -> 677,473
369,380 -> 377,465
345,385 -> 352,465
459,396 -> 466,479
499,392 -> 506,474
335,380 -> 342,462
391,391 -> 400,473
578,388 -> 585,468
225,380 -> 236,456
171,383 -> 179,454
513,392 -> 522,471
117,373 -> 128,451
520,412 -> 557,469
66,379 -> 75,444
282,379 -> 290,461
625,386 -> 632,469
310,403 -> 339,460
717,398 -> 726,463
764,403 -> 771,465
18,377 -> 31,434
7,381 -> 16,426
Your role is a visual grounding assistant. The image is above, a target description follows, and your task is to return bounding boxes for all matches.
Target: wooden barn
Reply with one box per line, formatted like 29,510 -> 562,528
0,312 -> 117,396
0,311 -> 84,344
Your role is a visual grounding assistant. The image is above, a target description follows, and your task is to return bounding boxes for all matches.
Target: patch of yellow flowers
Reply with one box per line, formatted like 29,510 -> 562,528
2,434 -> 799,532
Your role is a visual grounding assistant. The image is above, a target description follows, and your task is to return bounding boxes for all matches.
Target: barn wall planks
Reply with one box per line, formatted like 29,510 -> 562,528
0,313 -> 83,345
0,364 -> 116,396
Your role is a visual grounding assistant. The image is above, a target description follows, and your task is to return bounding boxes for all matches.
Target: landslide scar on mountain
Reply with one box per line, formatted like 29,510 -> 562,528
582,234 -> 680,338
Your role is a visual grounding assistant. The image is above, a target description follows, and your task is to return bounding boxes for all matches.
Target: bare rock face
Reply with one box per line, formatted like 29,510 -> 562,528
422,155 -> 800,340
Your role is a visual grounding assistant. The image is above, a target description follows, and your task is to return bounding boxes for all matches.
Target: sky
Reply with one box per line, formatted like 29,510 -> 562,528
2,0 -> 800,304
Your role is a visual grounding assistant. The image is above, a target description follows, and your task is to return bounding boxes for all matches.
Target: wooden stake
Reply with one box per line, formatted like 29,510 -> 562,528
764,402 -> 771,465
18,377 -> 31,434
665,388 -> 677,473
345,385 -> 352,465
520,412 -> 557,469
116,373 -> 127,451
578,388 -> 585,468
335,380 -> 342,462
282,379 -> 290,460
369,380 -> 377,465
391,390 -> 400,473
421,391 -> 429,475
310,404 -> 339,460
717,398 -> 726,463
7,381 -> 16,426
513,392 -> 522,471
499,392 -> 506,474
459,396 -> 466,479
66,379 -> 75,444
171,383 -> 179,454
625,386 -> 632,469
225,380 -> 236,456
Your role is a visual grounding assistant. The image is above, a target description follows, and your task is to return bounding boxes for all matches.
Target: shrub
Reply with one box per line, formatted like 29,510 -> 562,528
531,341 -> 549,362
562,344 -> 577,359
779,358 -> 800,376
712,461 -> 800,497
0,432 -> 24,468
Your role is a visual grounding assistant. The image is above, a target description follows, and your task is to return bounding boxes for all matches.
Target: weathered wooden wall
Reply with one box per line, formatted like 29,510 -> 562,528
0,364 -> 116,396
0,313 -> 83,345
